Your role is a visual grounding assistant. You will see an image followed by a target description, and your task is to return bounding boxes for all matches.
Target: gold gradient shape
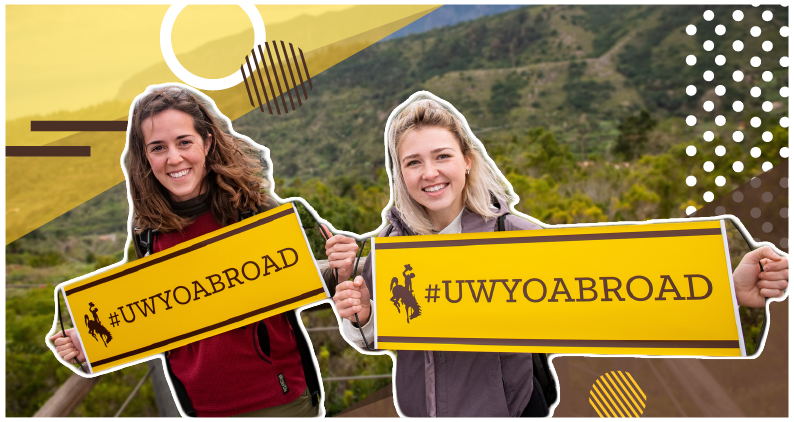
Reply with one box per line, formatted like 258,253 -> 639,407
6,5 -> 440,244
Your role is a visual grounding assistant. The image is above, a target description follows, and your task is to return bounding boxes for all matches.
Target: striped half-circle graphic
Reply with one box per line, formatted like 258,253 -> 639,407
589,371 -> 646,418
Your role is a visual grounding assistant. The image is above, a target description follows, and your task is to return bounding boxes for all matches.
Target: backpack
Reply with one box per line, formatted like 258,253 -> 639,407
135,208 -> 322,416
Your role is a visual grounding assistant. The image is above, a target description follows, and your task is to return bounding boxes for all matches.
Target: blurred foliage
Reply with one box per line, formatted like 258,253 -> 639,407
489,71 -> 531,117
563,61 -> 615,113
302,308 -> 393,416
614,110 -> 657,160
580,6 -> 639,57
5,287 -> 157,417
28,251 -> 65,268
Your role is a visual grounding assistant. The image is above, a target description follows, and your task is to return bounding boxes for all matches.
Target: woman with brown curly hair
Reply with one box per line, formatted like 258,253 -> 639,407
50,85 -> 322,417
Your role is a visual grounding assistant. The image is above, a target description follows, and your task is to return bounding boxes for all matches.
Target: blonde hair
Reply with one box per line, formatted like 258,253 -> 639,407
386,93 -> 512,235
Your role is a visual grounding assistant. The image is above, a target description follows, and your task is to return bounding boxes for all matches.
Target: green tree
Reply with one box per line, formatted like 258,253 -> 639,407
488,71 -> 530,117
523,127 -> 575,181
614,110 -> 657,160
563,61 -> 615,112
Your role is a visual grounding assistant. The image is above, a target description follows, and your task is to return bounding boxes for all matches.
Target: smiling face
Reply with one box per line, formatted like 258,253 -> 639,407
142,109 -> 212,202
398,126 -> 471,229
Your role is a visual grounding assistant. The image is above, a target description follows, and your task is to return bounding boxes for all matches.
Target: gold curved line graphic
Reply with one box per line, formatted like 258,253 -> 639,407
610,371 -> 643,415
590,397 -> 606,418
590,390 -> 610,418
605,372 -> 639,417
618,370 -> 646,408
593,385 -> 618,418
596,379 -> 625,417
600,376 -> 633,418
626,372 -> 647,400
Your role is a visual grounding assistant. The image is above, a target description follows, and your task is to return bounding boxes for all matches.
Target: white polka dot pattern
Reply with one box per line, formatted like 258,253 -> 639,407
683,7 -> 789,218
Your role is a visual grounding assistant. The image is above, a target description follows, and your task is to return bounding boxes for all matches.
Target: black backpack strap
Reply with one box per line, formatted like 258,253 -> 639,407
286,311 -> 322,407
497,214 -> 508,232
135,227 -> 159,257
133,229 -> 194,414
520,376 -> 549,417
164,355 -> 196,416
499,212 -> 558,410
238,209 -> 257,221
385,224 -> 394,236
533,353 -> 557,406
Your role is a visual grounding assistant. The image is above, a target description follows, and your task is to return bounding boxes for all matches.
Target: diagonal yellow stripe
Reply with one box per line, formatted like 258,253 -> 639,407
605,373 -> 639,417
590,390 -> 610,418
593,384 -> 618,418
626,371 -> 647,400
618,370 -> 646,409
596,379 -> 626,417
590,397 -> 606,418
5,5 -> 441,245
610,371 -> 643,415
600,375 -> 634,418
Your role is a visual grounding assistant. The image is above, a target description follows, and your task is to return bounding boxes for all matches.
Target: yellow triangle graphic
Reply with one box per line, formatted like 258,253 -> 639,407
6,5 -> 440,244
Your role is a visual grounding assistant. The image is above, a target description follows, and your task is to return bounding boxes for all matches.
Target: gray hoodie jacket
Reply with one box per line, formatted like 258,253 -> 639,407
348,202 -> 542,417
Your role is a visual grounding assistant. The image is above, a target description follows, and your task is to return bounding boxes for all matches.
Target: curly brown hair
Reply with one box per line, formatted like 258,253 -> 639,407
125,86 -> 271,233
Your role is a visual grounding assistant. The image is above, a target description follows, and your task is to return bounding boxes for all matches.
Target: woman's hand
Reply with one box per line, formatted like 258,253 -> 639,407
334,276 -> 372,326
322,225 -> 359,282
734,246 -> 788,308
49,328 -> 85,364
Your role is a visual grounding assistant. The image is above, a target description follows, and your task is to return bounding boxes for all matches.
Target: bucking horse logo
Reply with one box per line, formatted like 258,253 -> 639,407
84,302 -> 113,347
390,264 -> 422,324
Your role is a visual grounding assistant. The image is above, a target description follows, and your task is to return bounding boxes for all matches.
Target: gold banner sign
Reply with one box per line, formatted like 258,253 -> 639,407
372,219 -> 745,357
62,204 -> 328,373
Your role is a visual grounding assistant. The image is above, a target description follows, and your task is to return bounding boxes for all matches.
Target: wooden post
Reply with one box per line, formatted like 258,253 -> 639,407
33,374 -> 101,417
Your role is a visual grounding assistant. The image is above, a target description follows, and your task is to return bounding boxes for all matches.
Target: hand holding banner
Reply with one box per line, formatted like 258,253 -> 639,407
59,203 -> 328,374
372,219 -> 745,357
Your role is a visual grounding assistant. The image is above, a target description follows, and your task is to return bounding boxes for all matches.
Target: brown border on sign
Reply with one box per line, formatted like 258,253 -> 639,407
91,288 -> 326,368
377,336 -> 740,349
375,228 -> 723,250
65,207 -> 295,295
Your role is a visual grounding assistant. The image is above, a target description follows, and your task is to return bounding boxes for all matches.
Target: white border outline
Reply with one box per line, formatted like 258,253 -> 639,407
59,288 -> 94,373
722,219 -> 747,357
160,4 -> 266,91
372,238 -> 378,350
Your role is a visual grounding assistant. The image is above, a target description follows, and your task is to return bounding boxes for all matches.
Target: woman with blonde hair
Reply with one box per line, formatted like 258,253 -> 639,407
326,92 -> 544,417
325,91 -> 788,417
